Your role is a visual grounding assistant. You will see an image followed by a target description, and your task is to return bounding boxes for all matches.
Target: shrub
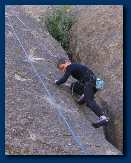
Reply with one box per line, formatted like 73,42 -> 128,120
45,6 -> 77,59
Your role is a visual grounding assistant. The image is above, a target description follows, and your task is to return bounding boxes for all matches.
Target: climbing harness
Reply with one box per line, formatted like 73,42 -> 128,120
80,73 -> 104,91
5,7 -> 87,155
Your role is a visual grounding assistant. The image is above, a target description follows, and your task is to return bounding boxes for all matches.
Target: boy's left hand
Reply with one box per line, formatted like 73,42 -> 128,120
54,80 -> 58,83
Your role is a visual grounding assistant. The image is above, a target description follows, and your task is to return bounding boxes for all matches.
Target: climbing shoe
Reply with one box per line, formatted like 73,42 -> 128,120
92,118 -> 110,128
75,97 -> 85,105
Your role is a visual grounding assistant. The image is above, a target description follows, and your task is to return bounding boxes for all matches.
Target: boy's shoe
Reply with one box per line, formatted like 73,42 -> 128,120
75,97 -> 85,105
92,118 -> 110,128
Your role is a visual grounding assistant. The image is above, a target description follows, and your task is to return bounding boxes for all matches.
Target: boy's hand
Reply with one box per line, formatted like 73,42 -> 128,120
66,84 -> 71,88
54,80 -> 58,83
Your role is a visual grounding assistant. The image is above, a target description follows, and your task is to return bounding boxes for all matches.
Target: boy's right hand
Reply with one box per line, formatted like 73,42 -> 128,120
66,84 -> 71,88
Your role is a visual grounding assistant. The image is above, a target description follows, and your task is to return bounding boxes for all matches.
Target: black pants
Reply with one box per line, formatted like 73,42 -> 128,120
71,81 -> 84,96
83,77 -> 104,117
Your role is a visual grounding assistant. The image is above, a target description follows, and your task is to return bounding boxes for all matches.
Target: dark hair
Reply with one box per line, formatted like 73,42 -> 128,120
57,57 -> 69,69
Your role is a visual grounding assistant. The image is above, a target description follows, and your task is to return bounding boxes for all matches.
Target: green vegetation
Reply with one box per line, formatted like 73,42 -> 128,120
45,6 -> 77,60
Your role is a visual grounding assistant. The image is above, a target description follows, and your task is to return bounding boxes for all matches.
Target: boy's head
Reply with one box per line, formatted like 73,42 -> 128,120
57,57 -> 71,72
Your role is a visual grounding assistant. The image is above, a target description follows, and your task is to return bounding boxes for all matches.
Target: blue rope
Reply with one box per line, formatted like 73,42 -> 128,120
6,13 -> 87,155
7,5 -> 58,62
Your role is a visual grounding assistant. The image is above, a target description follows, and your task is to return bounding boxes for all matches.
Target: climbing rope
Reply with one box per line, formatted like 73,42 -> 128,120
7,5 -> 58,62
5,8 -> 87,155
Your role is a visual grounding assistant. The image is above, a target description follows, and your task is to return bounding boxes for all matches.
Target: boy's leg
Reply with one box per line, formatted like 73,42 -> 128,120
75,96 -> 85,105
83,83 -> 110,128
83,83 -> 103,117
67,82 -> 85,104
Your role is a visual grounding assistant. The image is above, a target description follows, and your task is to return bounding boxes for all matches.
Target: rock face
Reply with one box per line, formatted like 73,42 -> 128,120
69,5 -> 123,152
5,5 -> 122,155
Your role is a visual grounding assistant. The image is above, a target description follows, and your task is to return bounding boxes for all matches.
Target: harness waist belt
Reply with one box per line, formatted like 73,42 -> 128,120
80,74 -> 96,83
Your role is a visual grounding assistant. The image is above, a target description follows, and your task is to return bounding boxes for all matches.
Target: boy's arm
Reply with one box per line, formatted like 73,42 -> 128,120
55,65 -> 73,85
55,68 -> 72,85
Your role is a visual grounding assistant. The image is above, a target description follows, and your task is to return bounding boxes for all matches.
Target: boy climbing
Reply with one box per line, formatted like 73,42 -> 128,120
54,57 -> 110,128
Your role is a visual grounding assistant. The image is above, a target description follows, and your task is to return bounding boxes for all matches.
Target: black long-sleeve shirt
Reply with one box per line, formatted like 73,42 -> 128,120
56,63 -> 95,85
